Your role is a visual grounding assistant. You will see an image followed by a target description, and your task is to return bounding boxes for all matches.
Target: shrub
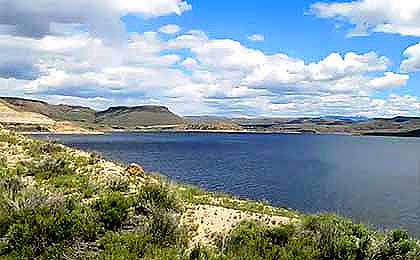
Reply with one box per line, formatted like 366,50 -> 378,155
135,183 -> 180,214
95,192 -> 131,231
27,157 -> 74,180
98,232 -> 152,259
303,214 -> 372,260
26,142 -> 65,159
372,230 -> 420,260
146,208 -> 185,247
2,197 -> 99,258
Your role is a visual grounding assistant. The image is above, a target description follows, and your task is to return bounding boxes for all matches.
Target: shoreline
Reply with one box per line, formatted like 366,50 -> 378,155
22,128 -> 420,141
1,130 -> 419,258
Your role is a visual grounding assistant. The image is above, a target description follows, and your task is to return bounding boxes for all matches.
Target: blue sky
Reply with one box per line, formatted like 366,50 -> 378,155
1,0 -> 420,117
125,0 -> 420,97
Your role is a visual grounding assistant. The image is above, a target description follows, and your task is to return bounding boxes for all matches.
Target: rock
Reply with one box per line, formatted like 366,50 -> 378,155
125,163 -> 145,177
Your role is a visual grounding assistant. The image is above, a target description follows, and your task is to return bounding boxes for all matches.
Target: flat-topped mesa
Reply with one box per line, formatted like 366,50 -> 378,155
95,105 -> 185,127
97,105 -> 172,115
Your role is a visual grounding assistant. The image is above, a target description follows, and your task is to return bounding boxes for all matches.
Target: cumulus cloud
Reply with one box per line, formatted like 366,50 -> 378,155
248,34 -> 265,42
368,72 -> 409,90
401,43 -> 420,73
0,0 -> 414,117
159,24 -> 181,34
3,29 -> 408,116
0,0 -> 191,40
312,0 -> 420,37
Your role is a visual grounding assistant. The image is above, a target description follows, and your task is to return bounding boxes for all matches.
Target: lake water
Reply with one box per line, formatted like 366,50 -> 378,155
35,132 -> 420,237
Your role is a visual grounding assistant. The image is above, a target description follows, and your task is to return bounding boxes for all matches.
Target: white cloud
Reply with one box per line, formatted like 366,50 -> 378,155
368,72 -> 409,90
0,0 -> 191,40
159,24 -> 181,34
180,58 -> 199,69
401,43 -> 420,73
0,0 -> 414,117
312,0 -> 420,37
248,34 -> 265,42
168,30 -> 208,49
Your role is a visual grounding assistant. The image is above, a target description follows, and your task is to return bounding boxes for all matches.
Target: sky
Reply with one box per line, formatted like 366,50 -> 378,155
1,0 -> 420,118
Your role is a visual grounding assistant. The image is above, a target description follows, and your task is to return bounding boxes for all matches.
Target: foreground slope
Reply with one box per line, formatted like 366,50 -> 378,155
0,131 -> 419,259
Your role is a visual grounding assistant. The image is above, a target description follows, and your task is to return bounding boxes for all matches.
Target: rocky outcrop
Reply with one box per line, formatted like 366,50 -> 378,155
125,163 -> 145,177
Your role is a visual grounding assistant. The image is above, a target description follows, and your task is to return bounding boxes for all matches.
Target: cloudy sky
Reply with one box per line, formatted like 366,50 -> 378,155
2,0 -> 420,117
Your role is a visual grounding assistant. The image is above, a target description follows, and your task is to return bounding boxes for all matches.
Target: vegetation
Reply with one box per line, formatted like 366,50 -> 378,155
0,130 -> 419,259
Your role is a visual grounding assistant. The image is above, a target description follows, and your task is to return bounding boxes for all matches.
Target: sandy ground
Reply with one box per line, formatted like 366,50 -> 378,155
182,204 -> 293,247
0,102 -> 56,125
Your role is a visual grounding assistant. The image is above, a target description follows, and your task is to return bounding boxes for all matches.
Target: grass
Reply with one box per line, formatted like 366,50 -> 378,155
0,130 -> 419,259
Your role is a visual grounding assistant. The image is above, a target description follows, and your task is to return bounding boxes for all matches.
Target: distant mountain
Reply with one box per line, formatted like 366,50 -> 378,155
95,106 -> 185,127
0,97 -> 96,123
319,115 -> 370,122
364,129 -> 420,137
377,116 -> 420,123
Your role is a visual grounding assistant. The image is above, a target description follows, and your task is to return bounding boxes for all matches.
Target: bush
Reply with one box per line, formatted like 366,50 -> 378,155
221,216 -> 374,260
27,157 -> 74,180
303,214 -> 372,260
372,230 -> 420,259
135,183 -> 180,214
95,192 -> 131,231
98,232 -> 153,259
147,208 -> 185,247
2,196 -> 99,258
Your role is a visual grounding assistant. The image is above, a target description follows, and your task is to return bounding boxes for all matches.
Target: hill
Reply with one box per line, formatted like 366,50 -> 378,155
0,97 -> 96,123
95,105 -> 185,127
0,97 -> 185,129
0,100 -> 55,126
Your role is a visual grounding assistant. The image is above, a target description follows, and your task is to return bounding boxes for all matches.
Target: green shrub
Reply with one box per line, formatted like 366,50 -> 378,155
95,192 -> 131,231
49,174 -> 97,198
372,230 -> 420,260
25,141 -> 65,159
98,232 -> 153,259
2,197 -> 99,258
223,221 -> 287,259
135,183 -> 180,214
303,214 -> 372,260
27,157 -> 74,180
0,132 -> 19,145
147,208 -> 185,247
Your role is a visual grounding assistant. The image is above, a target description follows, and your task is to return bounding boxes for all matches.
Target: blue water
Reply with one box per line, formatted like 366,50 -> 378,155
35,132 -> 420,237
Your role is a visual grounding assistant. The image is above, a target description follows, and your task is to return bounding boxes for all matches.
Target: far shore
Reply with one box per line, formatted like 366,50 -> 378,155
22,127 -> 420,138
23,128 -> 358,136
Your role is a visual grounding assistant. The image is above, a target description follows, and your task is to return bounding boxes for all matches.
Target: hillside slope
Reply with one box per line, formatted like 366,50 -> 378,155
0,97 -> 96,123
1,97 -> 186,128
95,105 -> 185,127
0,100 -> 56,125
